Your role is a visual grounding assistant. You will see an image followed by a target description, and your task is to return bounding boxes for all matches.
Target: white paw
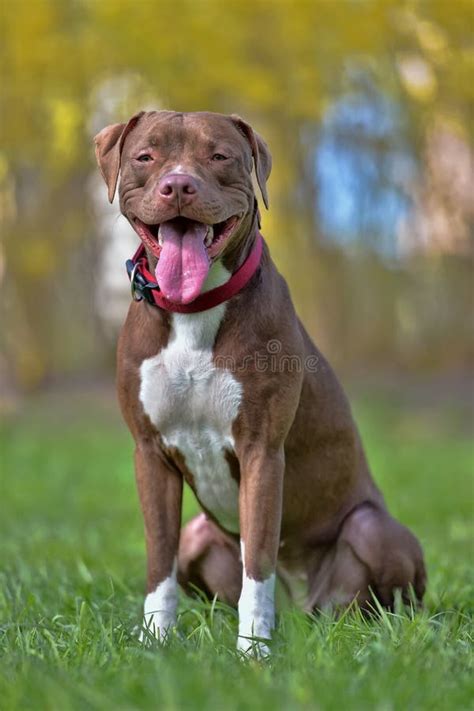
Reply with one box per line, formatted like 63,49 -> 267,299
140,562 -> 178,645
237,631 -> 271,659
139,611 -> 176,645
237,544 -> 275,659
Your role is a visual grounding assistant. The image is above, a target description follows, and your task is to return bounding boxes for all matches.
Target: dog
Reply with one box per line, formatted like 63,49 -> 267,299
94,111 -> 426,655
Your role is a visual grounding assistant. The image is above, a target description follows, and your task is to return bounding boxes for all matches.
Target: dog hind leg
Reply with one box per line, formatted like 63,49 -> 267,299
178,513 -> 242,606
308,503 -> 426,612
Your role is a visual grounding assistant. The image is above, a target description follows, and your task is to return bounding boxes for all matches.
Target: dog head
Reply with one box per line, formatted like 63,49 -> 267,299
94,111 -> 271,304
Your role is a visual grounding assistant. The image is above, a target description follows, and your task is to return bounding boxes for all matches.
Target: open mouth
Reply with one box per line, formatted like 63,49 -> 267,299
132,214 -> 241,260
131,214 -> 242,305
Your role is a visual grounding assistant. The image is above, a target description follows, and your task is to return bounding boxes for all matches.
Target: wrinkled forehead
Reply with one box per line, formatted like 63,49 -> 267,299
123,111 -> 251,157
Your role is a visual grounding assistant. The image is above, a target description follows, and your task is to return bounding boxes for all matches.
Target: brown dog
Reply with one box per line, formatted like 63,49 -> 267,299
94,111 -> 426,655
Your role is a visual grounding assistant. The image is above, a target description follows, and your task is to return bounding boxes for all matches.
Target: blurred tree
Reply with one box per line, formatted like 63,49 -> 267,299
1,0 -> 472,388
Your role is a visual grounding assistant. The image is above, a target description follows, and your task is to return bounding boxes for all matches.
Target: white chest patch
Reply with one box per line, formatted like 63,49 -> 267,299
139,263 -> 243,532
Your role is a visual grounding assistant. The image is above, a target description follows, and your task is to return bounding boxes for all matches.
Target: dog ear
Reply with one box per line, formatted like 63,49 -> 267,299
94,111 -> 145,203
230,115 -> 272,209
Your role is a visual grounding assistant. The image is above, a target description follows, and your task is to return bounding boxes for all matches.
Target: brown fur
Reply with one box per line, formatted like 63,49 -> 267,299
95,111 -> 426,614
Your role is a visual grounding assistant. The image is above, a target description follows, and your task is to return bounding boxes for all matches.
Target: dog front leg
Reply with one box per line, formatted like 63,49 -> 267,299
134,440 -> 183,643
237,446 -> 284,656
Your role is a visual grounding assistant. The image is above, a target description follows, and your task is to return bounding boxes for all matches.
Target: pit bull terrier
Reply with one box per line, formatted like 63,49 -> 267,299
94,110 -> 426,655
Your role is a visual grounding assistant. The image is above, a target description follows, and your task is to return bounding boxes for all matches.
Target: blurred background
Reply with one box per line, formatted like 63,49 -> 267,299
1,0 -> 472,395
1,4 -> 473,706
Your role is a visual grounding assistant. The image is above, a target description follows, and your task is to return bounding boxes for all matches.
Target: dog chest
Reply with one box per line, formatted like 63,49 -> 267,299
139,301 -> 242,533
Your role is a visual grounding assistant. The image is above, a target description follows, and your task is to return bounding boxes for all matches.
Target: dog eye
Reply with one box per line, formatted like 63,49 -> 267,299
136,154 -> 153,163
212,153 -> 228,161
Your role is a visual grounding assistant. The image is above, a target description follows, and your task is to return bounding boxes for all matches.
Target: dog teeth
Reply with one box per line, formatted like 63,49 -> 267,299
204,225 -> 214,247
156,225 -> 213,247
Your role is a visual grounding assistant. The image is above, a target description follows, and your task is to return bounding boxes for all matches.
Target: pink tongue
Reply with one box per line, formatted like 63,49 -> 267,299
155,220 -> 210,304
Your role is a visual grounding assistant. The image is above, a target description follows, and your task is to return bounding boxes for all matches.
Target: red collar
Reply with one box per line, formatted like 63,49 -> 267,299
126,233 -> 264,313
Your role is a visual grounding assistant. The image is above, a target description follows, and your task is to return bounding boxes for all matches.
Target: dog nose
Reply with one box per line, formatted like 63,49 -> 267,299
158,173 -> 198,201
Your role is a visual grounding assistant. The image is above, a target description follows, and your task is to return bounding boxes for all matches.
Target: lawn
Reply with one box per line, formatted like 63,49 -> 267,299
1,381 -> 472,711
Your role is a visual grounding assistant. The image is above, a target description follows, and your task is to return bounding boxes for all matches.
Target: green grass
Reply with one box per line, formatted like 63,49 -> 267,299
1,384 -> 473,710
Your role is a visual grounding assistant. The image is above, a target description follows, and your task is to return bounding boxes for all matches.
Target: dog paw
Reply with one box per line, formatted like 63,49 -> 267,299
138,612 -> 176,646
237,633 -> 271,659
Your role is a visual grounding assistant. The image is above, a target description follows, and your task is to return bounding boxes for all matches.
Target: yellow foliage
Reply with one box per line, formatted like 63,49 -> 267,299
0,0 -> 472,386
23,239 -> 57,279
397,54 -> 438,102
48,99 -> 82,166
